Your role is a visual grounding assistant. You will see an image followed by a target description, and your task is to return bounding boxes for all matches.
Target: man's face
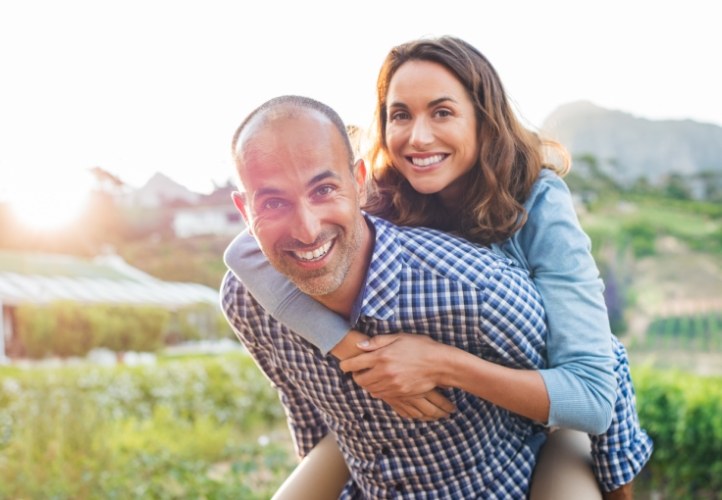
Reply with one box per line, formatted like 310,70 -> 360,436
234,110 -> 368,300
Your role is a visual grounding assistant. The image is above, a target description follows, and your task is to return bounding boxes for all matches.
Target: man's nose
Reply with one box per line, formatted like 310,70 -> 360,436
290,202 -> 322,244
409,117 -> 434,148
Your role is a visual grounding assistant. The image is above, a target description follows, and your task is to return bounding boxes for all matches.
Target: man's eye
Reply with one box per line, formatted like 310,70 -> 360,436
262,199 -> 287,210
314,185 -> 335,197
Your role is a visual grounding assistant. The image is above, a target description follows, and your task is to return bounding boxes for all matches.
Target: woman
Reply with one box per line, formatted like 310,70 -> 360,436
226,36 -> 652,498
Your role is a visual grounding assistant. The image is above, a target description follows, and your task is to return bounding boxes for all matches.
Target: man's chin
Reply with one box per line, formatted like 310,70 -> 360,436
274,255 -> 346,297
291,277 -> 340,298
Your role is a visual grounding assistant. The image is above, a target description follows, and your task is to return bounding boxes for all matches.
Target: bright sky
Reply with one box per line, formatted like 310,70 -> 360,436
1,0 -> 719,228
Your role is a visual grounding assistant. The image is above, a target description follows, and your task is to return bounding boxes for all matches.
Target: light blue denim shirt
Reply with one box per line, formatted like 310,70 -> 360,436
223,169 -> 615,433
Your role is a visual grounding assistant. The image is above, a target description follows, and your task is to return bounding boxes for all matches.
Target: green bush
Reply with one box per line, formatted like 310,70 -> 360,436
620,220 -> 657,258
14,302 -> 231,358
634,367 -> 722,498
15,302 -> 171,358
96,304 -> 169,353
0,353 -> 293,499
168,303 -> 232,344
2,355 -> 721,498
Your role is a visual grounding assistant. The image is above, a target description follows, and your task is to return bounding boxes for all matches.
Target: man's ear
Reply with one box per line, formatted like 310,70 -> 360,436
231,191 -> 252,235
354,159 -> 367,199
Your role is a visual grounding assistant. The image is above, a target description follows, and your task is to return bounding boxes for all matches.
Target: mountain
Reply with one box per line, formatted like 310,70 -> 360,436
541,101 -> 722,188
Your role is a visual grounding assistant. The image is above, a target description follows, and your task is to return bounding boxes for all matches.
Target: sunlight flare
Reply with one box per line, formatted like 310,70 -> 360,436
4,171 -> 92,231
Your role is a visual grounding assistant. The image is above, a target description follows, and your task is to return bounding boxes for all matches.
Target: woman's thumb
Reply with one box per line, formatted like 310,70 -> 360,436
356,334 -> 397,351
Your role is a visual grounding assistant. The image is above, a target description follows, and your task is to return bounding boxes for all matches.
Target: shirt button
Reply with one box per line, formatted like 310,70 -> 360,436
381,446 -> 390,455
394,482 -> 404,492
362,412 -> 371,421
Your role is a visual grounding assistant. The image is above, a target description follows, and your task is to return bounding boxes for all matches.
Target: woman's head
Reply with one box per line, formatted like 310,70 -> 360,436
365,36 -> 568,245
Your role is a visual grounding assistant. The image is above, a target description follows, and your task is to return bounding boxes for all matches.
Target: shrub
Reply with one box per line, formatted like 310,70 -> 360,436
2,355 -> 721,498
15,302 -> 172,358
0,353 -> 293,498
634,367 -> 722,498
167,303 -> 232,344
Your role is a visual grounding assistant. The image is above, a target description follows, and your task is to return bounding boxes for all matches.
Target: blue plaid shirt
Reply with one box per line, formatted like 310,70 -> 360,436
222,215 -> 549,498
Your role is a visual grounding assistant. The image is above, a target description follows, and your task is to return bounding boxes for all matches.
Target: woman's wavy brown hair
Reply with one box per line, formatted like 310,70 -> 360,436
363,36 -> 569,245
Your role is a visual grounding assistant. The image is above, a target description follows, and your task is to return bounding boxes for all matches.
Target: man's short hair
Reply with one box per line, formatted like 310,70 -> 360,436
231,95 -> 355,170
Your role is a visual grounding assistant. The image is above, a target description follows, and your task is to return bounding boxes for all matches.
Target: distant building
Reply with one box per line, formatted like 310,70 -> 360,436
0,251 -> 220,362
173,205 -> 244,238
171,181 -> 245,238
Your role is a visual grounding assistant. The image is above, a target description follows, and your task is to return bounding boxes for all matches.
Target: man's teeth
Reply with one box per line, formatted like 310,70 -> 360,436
294,241 -> 333,261
411,154 -> 445,167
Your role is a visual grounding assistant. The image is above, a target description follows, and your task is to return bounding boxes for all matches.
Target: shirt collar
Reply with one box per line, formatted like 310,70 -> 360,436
350,214 -> 402,323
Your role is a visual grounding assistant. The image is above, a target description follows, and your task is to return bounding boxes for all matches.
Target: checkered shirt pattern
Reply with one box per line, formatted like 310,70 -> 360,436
222,215 -> 550,499
591,338 -> 654,491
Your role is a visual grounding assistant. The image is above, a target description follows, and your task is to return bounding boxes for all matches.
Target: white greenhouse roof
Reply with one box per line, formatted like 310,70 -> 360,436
0,251 -> 219,309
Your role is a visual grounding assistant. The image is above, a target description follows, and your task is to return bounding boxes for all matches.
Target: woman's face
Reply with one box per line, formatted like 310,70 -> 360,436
384,60 -> 479,205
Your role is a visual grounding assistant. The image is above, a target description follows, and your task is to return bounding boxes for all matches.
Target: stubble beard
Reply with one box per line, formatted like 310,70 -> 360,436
274,219 -> 365,298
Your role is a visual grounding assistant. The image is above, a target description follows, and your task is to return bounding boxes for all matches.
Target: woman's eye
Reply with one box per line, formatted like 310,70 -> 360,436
435,109 -> 452,118
389,110 -> 410,121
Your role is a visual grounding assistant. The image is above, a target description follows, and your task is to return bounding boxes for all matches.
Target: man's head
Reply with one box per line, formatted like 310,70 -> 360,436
231,96 -> 371,311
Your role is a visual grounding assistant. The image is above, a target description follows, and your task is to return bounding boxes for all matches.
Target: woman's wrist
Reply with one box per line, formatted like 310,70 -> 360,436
329,330 -> 369,360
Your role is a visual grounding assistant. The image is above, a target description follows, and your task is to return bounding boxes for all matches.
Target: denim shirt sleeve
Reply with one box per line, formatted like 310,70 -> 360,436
223,230 -> 349,354
501,170 -> 616,434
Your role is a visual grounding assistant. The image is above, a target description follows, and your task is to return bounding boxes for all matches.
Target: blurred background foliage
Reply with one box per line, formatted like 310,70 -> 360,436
0,356 -> 720,499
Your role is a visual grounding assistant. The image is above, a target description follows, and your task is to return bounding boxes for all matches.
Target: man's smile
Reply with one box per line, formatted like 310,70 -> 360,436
289,239 -> 334,262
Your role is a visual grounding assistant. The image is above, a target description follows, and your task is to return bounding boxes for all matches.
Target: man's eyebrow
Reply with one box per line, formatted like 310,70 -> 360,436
307,170 -> 341,187
254,170 -> 341,199
255,186 -> 282,198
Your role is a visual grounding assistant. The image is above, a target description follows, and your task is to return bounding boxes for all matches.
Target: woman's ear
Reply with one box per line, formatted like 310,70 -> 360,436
354,159 -> 367,199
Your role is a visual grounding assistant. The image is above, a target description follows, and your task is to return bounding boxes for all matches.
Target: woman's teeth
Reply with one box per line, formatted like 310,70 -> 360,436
411,154 -> 445,167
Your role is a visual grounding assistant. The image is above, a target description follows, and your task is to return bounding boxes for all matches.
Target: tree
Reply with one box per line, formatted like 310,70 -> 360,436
663,173 -> 692,200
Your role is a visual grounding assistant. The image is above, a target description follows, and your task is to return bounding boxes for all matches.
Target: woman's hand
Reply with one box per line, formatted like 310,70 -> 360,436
339,332 -> 550,424
383,390 -> 456,420
334,331 -> 455,420
339,333 -> 447,399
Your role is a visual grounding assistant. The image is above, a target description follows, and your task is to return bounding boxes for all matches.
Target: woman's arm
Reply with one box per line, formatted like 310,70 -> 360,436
340,173 -> 616,434
224,230 -> 351,354
224,230 -> 456,419
341,334 -> 550,422
510,171 -> 616,432
225,234 -> 369,358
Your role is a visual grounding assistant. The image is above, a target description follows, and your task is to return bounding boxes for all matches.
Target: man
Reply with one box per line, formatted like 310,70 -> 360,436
221,95 -> 557,498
